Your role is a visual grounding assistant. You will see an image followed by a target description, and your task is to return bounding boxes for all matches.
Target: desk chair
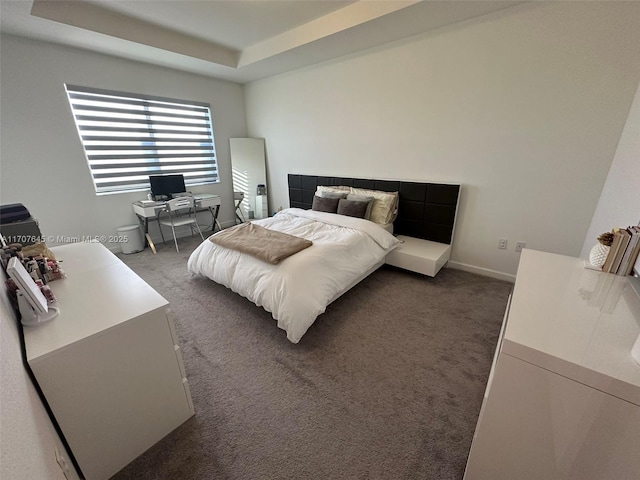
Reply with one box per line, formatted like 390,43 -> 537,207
234,191 -> 246,224
158,197 -> 204,252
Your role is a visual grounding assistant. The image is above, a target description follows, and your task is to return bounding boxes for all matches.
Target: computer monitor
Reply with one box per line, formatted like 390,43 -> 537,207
149,174 -> 186,199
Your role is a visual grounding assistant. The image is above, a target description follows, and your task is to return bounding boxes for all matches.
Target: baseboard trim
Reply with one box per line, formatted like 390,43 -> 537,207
447,261 -> 516,283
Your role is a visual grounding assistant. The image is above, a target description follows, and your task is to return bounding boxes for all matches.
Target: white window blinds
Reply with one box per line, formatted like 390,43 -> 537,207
65,84 -> 219,195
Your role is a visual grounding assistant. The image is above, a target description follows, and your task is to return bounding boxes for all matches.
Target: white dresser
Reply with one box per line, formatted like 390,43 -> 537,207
23,242 -> 194,480
464,249 -> 640,480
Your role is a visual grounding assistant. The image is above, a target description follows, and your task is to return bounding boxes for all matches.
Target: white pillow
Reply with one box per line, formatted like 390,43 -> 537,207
350,188 -> 398,224
379,222 -> 394,234
316,186 -> 350,199
317,191 -> 348,199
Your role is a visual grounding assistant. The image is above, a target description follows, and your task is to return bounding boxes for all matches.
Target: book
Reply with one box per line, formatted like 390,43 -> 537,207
621,225 -> 640,275
602,228 -> 624,273
611,228 -> 631,274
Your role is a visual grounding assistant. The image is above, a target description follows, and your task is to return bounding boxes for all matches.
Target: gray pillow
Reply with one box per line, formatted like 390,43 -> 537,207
346,194 -> 374,220
312,195 -> 339,213
337,199 -> 368,219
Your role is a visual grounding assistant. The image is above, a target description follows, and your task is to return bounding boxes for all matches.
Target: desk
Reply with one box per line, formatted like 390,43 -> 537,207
132,194 -> 221,247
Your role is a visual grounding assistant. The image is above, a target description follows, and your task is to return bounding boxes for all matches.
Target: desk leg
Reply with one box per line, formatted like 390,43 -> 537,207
209,205 -> 222,233
135,214 -> 156,254
146,234 -> 156,254
135,214 -> 148,242
235,202 -> 246,224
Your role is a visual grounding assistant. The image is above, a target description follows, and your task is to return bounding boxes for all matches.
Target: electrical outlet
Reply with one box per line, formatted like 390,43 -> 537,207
515,241 -> 526,253
498,238 -> 508,249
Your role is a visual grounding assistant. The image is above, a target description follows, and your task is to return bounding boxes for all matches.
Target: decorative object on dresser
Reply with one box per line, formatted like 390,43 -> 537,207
619,225 -> 640,275
588,231 -> 613,268
7,257 -> 59,325
288,174 -> 460,277
464,249 -> 640,480
3,240 -> 64,324
597,224 -> 640,275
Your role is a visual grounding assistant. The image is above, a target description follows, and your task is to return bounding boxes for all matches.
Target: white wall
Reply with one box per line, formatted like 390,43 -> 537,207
244,2 -> 640,279
0,35 -> 247,249
0,270 -> 79,479
581,80 -> 640,258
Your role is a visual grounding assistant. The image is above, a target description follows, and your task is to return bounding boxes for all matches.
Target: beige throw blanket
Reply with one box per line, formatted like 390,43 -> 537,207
210,222 -> 312,265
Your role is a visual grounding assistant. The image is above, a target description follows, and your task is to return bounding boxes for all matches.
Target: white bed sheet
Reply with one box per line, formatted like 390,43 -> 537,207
187,208 -> 399,343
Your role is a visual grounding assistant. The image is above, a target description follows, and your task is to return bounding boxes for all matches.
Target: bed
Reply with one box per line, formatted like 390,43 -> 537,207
188,174 -> 460,343
188,208 -> 397,342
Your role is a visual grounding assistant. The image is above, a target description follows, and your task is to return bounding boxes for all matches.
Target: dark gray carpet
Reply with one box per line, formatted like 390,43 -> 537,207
112,235 -> 511,480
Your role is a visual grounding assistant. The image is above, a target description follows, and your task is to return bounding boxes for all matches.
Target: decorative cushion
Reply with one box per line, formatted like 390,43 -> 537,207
337,199 -> 368,219
346,194 -> 374,220
311,195 -> 339,213
350,188 -> 399,224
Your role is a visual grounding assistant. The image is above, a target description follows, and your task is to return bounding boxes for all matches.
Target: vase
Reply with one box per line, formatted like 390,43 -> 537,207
589,243 -> 610,269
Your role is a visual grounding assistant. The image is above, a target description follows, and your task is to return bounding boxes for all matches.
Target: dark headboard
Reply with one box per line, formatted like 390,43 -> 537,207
287,174 -> 460,244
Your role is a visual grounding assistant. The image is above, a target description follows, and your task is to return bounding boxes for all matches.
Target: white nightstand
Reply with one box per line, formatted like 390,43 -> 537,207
255,194 -> 268,219
385,235 -> 451,277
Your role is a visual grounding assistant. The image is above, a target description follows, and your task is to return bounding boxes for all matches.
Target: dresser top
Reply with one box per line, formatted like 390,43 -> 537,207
23,242 -> 168,363
504,249 -> 640,405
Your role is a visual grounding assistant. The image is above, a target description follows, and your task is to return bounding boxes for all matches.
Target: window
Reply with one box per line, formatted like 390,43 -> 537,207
65,84 -> 219,195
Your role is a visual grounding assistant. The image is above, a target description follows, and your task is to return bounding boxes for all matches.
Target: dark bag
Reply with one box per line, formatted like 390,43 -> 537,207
0,203 -> 31,224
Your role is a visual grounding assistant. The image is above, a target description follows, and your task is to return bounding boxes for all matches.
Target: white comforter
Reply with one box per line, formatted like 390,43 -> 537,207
187,208 -> 400,343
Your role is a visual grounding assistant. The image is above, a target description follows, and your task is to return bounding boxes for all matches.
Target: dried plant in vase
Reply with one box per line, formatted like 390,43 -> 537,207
589,231 -> 614,268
